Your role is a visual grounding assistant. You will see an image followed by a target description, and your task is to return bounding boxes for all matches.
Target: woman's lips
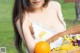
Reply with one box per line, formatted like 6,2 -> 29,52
33,1 -> 41,4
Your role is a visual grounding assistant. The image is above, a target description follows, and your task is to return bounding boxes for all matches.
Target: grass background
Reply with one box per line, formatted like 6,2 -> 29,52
0,0 -> 80,53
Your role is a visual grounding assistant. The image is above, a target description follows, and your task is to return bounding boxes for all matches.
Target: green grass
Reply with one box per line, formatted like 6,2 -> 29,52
0,0 -> 18,53
0,0 -> 80,53
61,2 -> 80,28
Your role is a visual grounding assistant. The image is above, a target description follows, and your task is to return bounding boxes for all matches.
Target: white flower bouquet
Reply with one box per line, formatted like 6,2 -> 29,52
46,25 -> 80,53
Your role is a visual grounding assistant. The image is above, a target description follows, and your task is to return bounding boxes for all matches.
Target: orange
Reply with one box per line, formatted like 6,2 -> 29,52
34,41 -> 51,53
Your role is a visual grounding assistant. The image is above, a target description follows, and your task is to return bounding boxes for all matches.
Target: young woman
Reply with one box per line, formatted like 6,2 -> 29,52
12,0 -> 66,53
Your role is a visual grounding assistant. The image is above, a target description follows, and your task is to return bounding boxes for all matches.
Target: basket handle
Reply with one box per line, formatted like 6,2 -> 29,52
46,25 -> 80,43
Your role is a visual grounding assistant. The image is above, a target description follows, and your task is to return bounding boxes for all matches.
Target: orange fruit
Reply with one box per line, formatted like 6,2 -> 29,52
34,41 -> 51,53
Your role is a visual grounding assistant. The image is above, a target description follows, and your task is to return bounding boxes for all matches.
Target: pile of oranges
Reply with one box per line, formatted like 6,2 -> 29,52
34,41 -> 51,53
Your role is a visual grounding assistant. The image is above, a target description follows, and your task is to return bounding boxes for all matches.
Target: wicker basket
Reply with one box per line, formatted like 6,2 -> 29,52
51,48 -> 80,53
46,25 -> 80,53
64,0 -> 75,2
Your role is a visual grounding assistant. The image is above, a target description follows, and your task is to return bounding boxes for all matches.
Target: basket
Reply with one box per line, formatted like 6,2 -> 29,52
51,48 -> 80,53
46,25 -> 80,53
64,0 -> 75,2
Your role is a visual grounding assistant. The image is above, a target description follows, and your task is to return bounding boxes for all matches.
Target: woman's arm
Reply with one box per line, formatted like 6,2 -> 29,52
54,1 -> 66,28
16,18 -> 36,53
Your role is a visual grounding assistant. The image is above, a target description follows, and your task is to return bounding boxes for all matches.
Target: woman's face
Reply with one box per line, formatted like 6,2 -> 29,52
29,0 -> 45,9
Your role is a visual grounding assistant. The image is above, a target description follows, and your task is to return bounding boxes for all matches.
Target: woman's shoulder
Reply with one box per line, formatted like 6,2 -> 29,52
16,14 -> 31,27
48,1 -> 61,9
49,1 -> 61,6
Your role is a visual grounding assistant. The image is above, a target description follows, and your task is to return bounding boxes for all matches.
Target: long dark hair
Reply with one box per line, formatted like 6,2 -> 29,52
12,0 -> 49,53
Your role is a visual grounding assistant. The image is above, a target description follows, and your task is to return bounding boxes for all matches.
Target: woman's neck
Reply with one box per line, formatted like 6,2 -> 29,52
34,9 -> 43,13
28,7 -> 45,13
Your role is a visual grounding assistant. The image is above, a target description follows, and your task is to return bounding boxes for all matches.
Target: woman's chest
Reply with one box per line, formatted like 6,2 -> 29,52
29,11 -> 61,30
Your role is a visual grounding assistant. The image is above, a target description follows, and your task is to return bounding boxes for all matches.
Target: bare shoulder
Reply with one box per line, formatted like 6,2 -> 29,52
48,1 -> 61,9
16,19 -> 20,25
23,14 -> 31,27
16,13 -> 31,27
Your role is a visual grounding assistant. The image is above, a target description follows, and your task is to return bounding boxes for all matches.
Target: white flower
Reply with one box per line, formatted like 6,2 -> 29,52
76,34 -> 80,40
50,37 -> 63,49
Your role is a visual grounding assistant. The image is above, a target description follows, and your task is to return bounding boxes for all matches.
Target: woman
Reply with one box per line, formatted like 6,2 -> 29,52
12,0 -> 66,53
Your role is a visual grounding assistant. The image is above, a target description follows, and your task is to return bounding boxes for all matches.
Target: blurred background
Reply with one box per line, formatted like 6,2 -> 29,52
0,0 -> 80,53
